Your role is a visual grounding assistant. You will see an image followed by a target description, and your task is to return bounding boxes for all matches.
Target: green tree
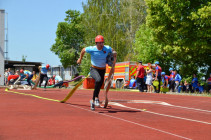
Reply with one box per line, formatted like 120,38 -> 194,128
145,0 -> 211,76
22,55 -> 27,62
78,0 -> 146,75
134,24 -> 173,72
51,10 -> 85,68
82,0 -> 147,62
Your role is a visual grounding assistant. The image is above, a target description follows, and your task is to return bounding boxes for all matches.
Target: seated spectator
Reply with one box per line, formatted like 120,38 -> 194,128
184,80 -> 191,93
191,74 -> 198,93
129,75 -> 136,89
206,73 -> 211,93
195,83 -> 204,93
178,82 -> 183,93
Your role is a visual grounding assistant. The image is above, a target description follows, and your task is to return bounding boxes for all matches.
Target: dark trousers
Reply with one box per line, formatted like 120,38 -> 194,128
136,78 -> 144,92
90,67 -> 105,101
39,74 -> 48,88
157,75 -> 161,93
169,80 -> 175,92
53,81 -> 63,88
27,74 -> 33,86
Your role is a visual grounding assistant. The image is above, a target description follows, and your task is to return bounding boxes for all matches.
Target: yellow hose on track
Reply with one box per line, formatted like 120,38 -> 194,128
60,75 -> 89,103
5,89 -> 60,102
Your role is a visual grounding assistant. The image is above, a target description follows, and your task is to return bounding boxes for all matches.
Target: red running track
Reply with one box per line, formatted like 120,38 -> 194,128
0,88 -> 211,140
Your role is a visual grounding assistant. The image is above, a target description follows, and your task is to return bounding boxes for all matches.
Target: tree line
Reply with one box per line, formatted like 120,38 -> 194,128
51,0 -> 211,83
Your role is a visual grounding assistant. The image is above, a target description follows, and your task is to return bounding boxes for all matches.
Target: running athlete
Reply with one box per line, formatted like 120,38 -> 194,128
77,35 -> 116,111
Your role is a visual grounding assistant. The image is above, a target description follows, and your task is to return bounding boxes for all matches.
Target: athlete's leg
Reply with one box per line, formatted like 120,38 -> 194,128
90,67 -> 105,101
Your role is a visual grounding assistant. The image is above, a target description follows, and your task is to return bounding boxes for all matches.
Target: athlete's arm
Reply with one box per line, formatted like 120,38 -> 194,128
77,48 -> 86,64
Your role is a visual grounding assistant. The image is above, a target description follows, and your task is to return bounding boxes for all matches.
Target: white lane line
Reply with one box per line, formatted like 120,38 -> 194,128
167,105 -> 211,113
110,102 -> 211,125
68,104 -> 192,140
109,99 -> 211,113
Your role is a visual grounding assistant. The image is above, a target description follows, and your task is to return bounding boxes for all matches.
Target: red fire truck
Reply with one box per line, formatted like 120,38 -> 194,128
104,61 -> 155,89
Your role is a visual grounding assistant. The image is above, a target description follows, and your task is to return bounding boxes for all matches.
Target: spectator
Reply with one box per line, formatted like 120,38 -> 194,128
161,72 -> 169,93
154,61 -> 162,93
178,82 -> 184,93
146,63 -> 153,93
7,68 -> 13,75
15,70 -> 19,75
169,68 -> 175,92
195,83 -> 203,93
135,61 -> 145,92
129,75 -> 136,89
191,74 -> 198,93
184,80 -> 190,93
4,69 -> 8,85
206,73 -> 211,93
161,72 -> 169,87
174,71 -> 182,92
31,71 -> 38,83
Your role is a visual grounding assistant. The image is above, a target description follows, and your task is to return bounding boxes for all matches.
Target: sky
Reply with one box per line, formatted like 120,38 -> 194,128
0,0 -> 86,66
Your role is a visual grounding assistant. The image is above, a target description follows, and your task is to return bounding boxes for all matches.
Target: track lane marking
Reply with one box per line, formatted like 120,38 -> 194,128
69,103 -> 192,140
6,90 -> 211,125
109,99 -> 211,113
110,102 -> 211,125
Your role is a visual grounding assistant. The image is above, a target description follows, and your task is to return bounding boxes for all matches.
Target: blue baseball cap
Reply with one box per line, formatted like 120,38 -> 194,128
161,72 -> 165,75
169,68 -> 173,71
155,61 -> 159,64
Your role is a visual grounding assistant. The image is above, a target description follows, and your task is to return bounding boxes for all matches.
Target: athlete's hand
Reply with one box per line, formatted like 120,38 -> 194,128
77,58 -> 82,64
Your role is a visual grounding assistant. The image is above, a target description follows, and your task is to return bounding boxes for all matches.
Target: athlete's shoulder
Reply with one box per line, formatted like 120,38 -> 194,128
85,46 -> 96,52
104,45 -> 112,49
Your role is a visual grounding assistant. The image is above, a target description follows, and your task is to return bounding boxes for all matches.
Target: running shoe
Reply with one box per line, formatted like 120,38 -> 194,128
95,98 -> 100,107
90,100 -> 95,111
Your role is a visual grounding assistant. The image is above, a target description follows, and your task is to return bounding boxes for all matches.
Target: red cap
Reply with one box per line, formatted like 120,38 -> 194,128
95,35 -> 104,43
20,69 -> 24,73
46,64 -> 50,69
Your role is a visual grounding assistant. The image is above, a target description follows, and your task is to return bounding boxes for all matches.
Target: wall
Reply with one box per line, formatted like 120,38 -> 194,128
0,10 -> 5,86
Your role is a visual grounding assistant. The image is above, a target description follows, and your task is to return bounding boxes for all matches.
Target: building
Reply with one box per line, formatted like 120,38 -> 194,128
50,65 -> 79,80
5,60 -> 42,74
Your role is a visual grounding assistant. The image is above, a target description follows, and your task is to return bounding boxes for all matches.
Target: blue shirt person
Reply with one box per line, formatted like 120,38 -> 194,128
77,35 -> 116,111
38,64 -> 51,89
20,69 -> 33,86
53,75 -> 63,88
192,74 -> 198,90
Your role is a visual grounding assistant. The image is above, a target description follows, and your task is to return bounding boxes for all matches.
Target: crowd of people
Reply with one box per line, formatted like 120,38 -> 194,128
132,61 -> 211,94
4,65 -> 64,90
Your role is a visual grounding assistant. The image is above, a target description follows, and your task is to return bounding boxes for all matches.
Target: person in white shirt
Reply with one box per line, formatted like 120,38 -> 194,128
53,75 -> 63,88
146,63 -> 154,93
